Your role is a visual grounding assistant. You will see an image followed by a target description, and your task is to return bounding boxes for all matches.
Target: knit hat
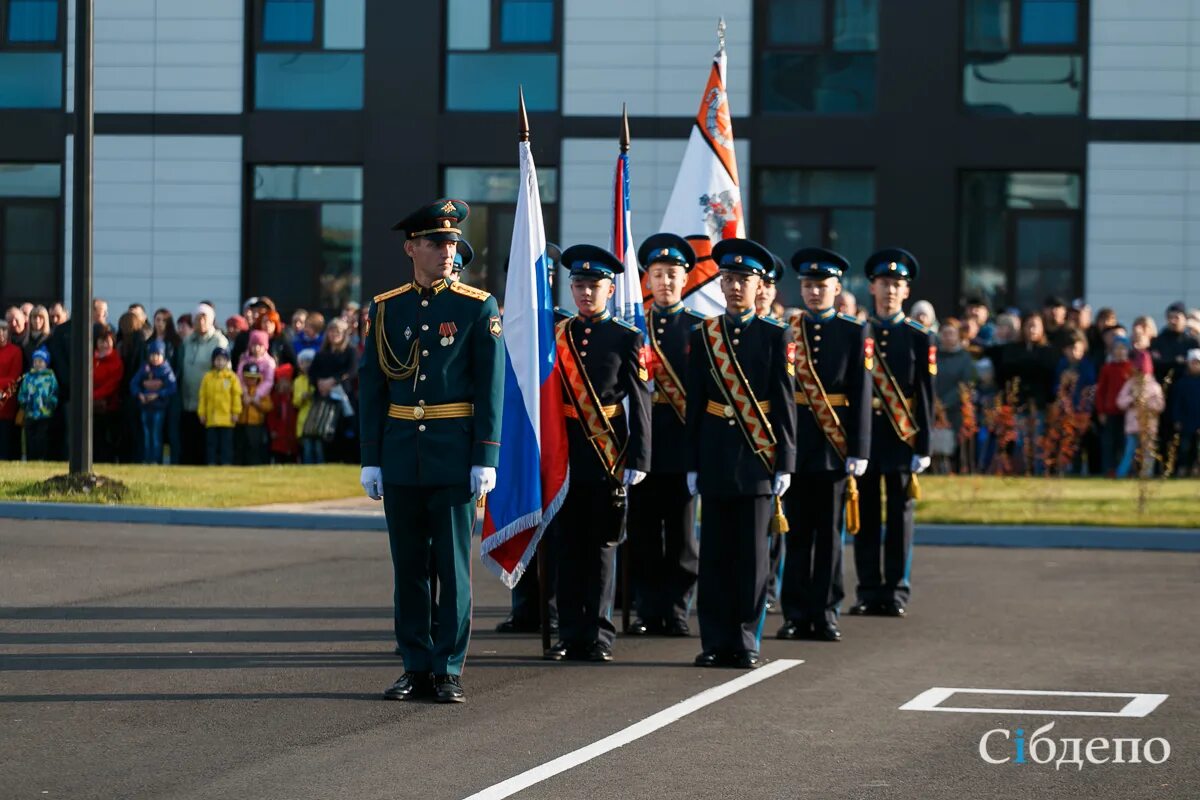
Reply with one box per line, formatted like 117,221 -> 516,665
226,315 -> 248,333
1167,301 -> 1187,315
1133,350 -> 1153,376
1187,348 -> 1200,363
275,363 -> 294,382
147,340 -> 165,356
211,347 -> 229,365
248,330 -> 269,349
195,303 -> 215,321
31,346 -> 50,365
1112,335 -> 1131,350
297,348 -> 316,364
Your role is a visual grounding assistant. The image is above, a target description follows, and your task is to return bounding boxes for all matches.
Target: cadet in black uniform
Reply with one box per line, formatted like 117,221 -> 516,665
850,248 -> 934,617
761,253 -> 786,611
545,245 -> 652,663
778,247 -> 872,643
627,233 -> 705,637
687,238 -> 797,669
497,242 -> 568,635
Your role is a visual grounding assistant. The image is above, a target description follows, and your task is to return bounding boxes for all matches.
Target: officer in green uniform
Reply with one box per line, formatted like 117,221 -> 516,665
359,199 -> 504,704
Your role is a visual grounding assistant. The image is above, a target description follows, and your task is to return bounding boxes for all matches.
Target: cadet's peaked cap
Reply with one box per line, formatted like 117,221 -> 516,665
562,244 -> 624,279
546,242 -> 563,269
767,253 -> 785,284
637,233 -> 696,272
865,247 -> 920,282
453,239 -> 474,271
391,198 -> 469,242
712,238 -> 773,276
791,247 -> 850,279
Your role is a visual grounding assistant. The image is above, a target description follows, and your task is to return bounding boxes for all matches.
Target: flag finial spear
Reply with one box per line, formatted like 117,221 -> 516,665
619,103 -> 630,153
717,17 -> 726,52
518,85 -> 530,143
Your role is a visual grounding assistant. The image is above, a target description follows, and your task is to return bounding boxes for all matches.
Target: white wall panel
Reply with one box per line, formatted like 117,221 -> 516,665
1089,0 -> 1200,119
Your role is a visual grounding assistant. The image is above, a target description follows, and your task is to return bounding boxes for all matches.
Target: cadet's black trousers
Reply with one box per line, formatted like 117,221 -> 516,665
781,472 -> 846,626
382,483 -> 474,676
556,482 -> 622,649
509,516 -> 558,626
854,468 -> 914,607
697,494 -> 771,655
628,473 -> 698,626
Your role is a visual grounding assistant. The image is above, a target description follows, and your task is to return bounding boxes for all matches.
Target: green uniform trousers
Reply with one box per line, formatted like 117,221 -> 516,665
383,483 -> 474,676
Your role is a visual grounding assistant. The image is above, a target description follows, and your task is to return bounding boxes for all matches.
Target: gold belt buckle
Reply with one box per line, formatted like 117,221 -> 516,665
412,406 -> 425,420
723,404 -> 735,418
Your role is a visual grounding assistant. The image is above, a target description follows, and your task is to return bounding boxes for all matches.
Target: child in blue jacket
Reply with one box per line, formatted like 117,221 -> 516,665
130,340 -> 177,463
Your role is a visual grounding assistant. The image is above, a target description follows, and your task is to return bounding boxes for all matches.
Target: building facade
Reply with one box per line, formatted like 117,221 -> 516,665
0,0 -> 1195,322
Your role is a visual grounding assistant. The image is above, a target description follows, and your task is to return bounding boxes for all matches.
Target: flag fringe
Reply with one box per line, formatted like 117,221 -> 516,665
480,471 -> 570,589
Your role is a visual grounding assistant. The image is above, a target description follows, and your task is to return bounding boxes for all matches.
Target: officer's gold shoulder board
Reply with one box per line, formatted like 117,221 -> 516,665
449,281 -> 492,302
837,312 -> 865,326
373,283 -> 413,304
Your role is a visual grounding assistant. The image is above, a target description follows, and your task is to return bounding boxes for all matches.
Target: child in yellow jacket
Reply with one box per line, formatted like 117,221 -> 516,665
198,347 -> 243,465
293,348 -> 323,464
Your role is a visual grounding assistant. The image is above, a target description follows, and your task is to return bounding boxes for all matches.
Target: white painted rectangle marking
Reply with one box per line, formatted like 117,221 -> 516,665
462,658 -> 803,800
900,687 -> 1168,717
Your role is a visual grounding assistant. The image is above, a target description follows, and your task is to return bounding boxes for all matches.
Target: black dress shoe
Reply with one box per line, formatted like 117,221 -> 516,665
693,650 -> 720,667
495,615 -> 539,633
883,600 -> 907,617
664,618 -> 690,637
543,640 -> 569,661
434,674 -> 465,703
585,642 -> 614,662
733,650 -> 763,669
627,619 -> 650,635
814,622 -> 842,642
382,671 -> 431,701
776,620 -> 810,640
847,602 -> 874,616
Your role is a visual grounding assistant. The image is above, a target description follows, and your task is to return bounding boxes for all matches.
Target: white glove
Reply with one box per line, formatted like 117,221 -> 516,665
686,471 -> 699,496
845,458 -> 869,477
623,468 -> 647,487
360,466 -> 383,501
772,472 -> 791,497
911,455 -> 931,474
470,465 -> 497,496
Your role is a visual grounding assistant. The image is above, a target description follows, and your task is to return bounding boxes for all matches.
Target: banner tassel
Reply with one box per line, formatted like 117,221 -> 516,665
845,475 -> 860,535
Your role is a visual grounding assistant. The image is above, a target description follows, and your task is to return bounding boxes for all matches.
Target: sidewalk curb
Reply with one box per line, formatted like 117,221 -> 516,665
0,502 -> 1198,550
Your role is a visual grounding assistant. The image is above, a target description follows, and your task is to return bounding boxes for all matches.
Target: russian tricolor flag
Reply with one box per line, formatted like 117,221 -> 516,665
611,149 -> 647,337
480,138 -> 569,587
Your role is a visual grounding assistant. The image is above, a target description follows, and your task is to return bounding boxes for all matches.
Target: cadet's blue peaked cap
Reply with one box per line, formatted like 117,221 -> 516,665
792,247 -> 850,280
562,244 -> 624,279
767,253 -> 785,284
865,247 -> 919,282
391,198 -> 469,242
637,233 -> 696,272
453,239 -> 474,271
712,238 -> 773,276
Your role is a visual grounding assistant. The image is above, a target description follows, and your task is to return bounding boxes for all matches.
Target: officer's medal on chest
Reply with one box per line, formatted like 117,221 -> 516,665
439,321 -> 458,347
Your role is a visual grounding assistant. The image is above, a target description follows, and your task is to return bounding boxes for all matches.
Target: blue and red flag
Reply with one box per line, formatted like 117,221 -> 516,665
611,150 -> 647,337
480,138 -> 569,587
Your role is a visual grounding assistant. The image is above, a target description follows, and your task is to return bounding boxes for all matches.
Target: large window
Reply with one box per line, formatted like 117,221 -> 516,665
441,165 -> 558,303
444,0 -> 559,112
0,163 -> 60,306
757,169 -> 875,307
758,0 -> 877,113
960,171 -> 1080,312
250,166 -> 362,316
963,0 -> 1085,115
253,0 -> 364,110
0,0 -> 62,108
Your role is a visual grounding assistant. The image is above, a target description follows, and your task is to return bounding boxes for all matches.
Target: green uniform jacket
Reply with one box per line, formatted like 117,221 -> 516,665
359,277 -> 504,486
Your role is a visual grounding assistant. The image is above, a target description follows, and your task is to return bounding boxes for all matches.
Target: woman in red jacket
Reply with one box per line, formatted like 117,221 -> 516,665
93,329 -> 125,462
0,320 -> 24,460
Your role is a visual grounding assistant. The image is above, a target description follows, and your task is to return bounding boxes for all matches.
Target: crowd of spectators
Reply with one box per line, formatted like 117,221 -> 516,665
0,296 -> 368,467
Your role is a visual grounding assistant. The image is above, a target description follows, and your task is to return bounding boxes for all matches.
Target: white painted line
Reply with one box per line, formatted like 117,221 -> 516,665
462,659 -> 803,800
900,687 -> 1168,718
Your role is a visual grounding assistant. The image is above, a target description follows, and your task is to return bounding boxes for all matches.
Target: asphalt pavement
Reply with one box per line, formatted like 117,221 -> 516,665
1,519 -> 1196,800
